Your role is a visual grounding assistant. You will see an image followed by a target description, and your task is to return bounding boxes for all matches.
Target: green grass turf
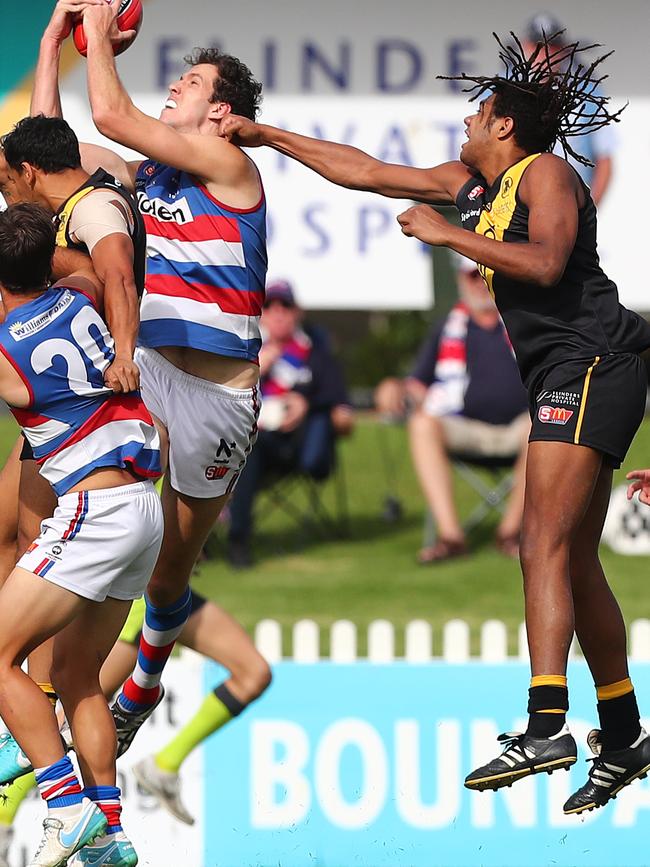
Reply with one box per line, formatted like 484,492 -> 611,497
1,415 -> 649,656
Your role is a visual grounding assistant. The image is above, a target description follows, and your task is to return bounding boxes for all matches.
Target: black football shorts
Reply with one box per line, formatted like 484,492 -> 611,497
528,353 -> 647,468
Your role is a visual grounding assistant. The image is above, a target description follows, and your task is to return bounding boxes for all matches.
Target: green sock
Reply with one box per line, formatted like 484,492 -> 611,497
155,685 -> 245,773
0,772 -> 37,825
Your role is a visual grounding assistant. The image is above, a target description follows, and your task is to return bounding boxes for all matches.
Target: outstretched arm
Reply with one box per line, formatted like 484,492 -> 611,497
31,0 -> 104,118
397,154 -> 580,287
218,115 -> 472,205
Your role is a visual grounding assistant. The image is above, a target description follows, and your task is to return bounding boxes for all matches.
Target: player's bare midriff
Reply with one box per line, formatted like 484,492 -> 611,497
68,466 -> 141,493
156,345 -> 259,388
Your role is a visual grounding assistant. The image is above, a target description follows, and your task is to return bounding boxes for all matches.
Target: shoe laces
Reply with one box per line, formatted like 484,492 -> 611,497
497,731 -> 525,752
33,818 -> 63,859
0,733 -> 13,747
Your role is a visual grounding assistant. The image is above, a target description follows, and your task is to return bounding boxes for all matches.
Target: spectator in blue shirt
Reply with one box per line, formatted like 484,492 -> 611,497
376,257 -> 529,563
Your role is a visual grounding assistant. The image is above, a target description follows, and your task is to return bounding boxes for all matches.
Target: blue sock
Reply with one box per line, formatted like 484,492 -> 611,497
118,588 -> 192,713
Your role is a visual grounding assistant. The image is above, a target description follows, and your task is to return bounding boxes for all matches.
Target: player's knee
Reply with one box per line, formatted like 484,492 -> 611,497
408,408 -> 434,434
0,651 -> 22,680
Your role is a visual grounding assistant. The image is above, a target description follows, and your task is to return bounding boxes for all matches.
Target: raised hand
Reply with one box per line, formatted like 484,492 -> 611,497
44,0 -> 105,43
82,1 -> 136,49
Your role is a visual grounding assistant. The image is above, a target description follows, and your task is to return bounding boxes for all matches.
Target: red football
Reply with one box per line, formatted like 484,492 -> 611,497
73,0 -> 143,57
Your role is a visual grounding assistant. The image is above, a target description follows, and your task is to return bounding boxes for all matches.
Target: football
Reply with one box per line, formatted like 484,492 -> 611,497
73,0 -> 143,57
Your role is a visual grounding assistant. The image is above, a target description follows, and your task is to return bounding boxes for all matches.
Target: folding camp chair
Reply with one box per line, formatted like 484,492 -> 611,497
422,452 -> 516,547
256,453 -> 350,541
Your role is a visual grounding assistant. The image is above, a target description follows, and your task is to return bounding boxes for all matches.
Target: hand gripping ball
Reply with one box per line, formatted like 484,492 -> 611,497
73,0 -> 143,57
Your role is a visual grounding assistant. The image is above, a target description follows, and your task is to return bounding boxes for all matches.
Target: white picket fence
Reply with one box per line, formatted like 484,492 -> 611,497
254,617 -> 650,663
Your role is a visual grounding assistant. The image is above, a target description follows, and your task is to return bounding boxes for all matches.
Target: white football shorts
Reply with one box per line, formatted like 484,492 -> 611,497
135,347 -> 260,498
18,481 -> 163,602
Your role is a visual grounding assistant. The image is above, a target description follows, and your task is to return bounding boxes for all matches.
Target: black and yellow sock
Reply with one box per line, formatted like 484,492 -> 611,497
155,683 -> 247,774
597,677 -> 641,751
526,675 -> 568,738
37,682 -> 58,708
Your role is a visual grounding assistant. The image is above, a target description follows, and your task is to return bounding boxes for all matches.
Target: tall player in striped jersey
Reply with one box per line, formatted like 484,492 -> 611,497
64,1 -> 265,750
0,203 -> 163,867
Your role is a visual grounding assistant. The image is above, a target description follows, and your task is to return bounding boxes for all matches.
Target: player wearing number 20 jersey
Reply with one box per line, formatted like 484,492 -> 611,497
0,286 -> 160,496
0,203 -> 162,867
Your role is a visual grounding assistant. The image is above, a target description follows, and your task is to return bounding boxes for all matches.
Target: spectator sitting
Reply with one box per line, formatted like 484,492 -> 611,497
227,280 -> 354,567
376,257 -> 529,563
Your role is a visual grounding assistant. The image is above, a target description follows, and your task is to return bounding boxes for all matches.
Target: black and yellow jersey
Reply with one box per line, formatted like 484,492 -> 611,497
456,153 -> 650,387
55,168 -> 146,297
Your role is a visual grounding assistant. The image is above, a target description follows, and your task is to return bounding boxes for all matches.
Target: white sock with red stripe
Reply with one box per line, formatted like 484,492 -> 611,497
35,755 -> 84,816
83,786 -> 123,834
117,588 -> 192,713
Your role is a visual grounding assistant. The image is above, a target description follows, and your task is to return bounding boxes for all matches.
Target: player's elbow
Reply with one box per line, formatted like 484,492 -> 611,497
539,268 -> 563,288
536,256 -> 567,288
91,105 -> 127,141
92,107 -> 118,138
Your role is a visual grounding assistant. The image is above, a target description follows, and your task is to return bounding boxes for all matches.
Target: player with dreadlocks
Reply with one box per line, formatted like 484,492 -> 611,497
217,32 -> 650,812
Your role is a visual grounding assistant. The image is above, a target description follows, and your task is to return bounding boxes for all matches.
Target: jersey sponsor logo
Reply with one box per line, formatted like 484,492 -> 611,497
501,176 -> 513,197
537,390 -> 581,407
8,290 -> 75,342
538,405 -> 574,425
467,184 -> 485,201
205,465 -> 229,480
460,208 -> 481,223
137,191 -> 193,224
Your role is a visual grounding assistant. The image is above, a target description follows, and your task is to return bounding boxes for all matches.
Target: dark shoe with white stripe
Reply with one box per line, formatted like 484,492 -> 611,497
465,726 -> 577,791
563,728 -> 650,814
111,684 -> 166,759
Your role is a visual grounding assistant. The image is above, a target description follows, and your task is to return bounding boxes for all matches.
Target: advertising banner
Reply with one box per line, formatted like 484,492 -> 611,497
10,658 -> 650,866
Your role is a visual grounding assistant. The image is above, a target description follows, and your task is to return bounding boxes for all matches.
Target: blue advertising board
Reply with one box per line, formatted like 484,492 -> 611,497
204,661 -> 650,867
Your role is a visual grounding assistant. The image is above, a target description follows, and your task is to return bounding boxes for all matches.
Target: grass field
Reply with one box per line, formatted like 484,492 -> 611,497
2,414 -> 649,656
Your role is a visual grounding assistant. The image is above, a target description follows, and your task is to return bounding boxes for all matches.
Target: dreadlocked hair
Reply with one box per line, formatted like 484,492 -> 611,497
439,31 -> 626,166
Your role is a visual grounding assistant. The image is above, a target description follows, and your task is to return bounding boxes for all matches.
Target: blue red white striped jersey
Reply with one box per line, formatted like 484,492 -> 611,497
0,287 -> 161,495
135,160 -> 267,362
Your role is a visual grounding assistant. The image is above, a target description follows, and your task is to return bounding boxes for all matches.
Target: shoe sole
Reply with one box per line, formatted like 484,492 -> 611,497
132,764 -> 195,826
70,849 -> 138,867
465,755 -> 577,791
563,762 -> 650,814
0,764 -> 33,786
